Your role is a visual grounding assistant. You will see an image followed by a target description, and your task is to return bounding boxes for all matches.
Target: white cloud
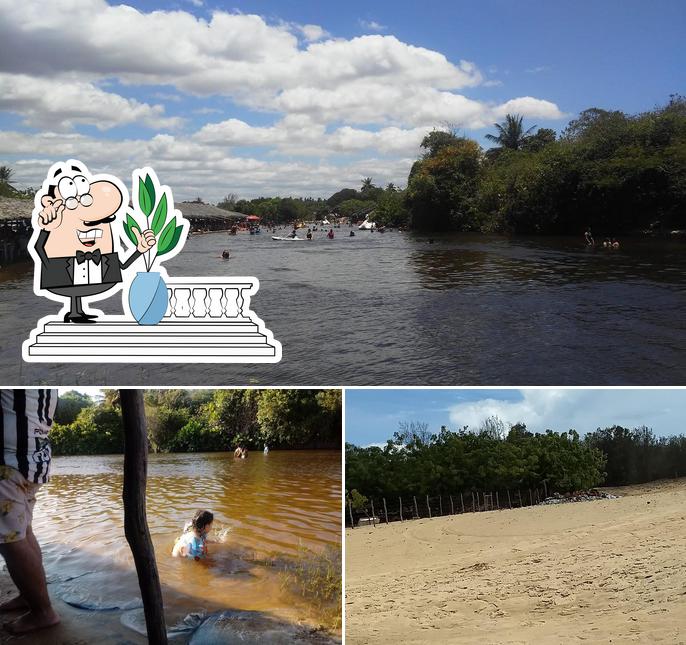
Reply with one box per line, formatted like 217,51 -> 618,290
359,19 -> 387,31
0,0 -> 567,197
448,389 -> 686,437
0,1 -> 562,129
297,23 -> 330,42
0,73 -> 182,131
0,129 -> 414,200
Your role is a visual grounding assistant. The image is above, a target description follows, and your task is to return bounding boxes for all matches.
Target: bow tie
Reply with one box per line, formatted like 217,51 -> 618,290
75,249 -> 102,265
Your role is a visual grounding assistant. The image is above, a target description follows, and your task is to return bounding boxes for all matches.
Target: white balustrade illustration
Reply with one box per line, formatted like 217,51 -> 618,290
23,276 -> 281,363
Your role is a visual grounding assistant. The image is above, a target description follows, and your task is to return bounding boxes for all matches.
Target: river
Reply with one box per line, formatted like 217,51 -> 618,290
27,451 -> 341,641
1,230 -> 684,384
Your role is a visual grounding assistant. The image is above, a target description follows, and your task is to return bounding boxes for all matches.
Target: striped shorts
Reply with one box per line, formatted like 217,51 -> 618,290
0,465 -> 40,544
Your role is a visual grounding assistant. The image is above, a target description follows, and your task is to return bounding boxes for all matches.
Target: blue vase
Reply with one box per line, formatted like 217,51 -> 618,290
129,271 -> 168,325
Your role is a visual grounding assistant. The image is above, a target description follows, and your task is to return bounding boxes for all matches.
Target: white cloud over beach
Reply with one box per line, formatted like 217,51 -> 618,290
448,389 -> 686,436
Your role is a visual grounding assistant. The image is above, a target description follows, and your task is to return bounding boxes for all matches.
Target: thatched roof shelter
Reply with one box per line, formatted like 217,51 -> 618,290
0,196 -> 33,221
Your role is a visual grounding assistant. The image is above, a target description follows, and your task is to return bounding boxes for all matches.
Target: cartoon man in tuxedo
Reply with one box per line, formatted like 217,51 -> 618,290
32,161 -> 156,323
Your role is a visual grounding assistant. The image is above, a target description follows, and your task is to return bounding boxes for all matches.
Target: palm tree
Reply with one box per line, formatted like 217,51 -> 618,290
485,114 -> 536,150
360,177 -> 375,194
0,165 -> 14,184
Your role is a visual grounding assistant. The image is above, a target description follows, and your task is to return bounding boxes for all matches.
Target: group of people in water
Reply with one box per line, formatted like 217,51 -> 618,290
584,228 -> 620,248
292,228 -> 337,240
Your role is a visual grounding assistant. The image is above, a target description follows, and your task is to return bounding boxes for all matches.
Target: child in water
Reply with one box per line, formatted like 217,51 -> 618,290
172,510 -> 213,560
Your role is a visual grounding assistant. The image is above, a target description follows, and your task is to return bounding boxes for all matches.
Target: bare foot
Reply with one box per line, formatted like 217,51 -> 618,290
0,595 -> 28,612
3,608 -> 61,635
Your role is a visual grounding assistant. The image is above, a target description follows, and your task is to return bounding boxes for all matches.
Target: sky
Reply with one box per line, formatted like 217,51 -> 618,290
345,388 -> 686,446
0,0 -> 683,201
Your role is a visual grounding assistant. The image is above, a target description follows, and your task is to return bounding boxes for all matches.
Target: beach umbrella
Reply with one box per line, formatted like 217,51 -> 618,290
120,390 -> 168,644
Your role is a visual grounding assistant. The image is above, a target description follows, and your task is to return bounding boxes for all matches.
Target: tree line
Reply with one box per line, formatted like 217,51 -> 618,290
50,389 -> 341,455
215,95 -> 685,235
346,417 -> 686,502
405,95 -> 686,234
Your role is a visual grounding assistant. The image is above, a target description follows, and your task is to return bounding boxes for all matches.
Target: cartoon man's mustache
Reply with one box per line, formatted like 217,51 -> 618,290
82,214 -> 117,227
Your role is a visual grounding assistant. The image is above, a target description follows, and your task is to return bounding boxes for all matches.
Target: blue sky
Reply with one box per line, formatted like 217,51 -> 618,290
1,0 -> 683,199
345,388 -> 686,445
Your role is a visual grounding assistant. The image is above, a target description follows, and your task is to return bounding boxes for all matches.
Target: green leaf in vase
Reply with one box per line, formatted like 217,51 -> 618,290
151,192 -> 168,235
124,212 -> 141,247
157,224 -> 184,257
138,177 -> 152,216
144,174 -> 156,209
156,217 -> 177,255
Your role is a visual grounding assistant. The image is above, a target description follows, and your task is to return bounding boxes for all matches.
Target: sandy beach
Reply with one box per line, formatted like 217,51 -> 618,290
346,479 -> 686,644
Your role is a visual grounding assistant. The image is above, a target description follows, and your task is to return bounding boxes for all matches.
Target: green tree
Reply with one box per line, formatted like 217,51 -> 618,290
54,390 -> 93,425
406,138 -> 483,230
485,114 -> 536,150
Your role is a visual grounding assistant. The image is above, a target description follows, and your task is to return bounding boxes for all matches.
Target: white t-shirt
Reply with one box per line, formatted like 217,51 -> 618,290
0,389 -> 57,484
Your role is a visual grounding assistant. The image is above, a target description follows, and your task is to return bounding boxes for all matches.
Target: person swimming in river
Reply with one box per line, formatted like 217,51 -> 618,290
288,228 -> 298,238
221,249 -> 230,259
584,227 -> 595,246
172,510 -> 213,560
234,446 -> 247,458
306,228 -> 312,240
327,229 -> 334,239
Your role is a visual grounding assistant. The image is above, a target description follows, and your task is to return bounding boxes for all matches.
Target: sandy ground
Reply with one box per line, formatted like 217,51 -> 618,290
346,479 -> 686,644
0,581 -> 147,645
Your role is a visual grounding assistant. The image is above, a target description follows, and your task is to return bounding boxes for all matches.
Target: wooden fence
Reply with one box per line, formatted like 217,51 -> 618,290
347,483 -> 550,528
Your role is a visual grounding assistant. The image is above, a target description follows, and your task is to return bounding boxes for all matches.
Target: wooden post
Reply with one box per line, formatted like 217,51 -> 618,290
413,496 -> 419,519
460,492 -> 465,514
426,495 -> 432,519
450,495 -> 454,515
543,480 -> 548,499
371,499 -> 376,527
518,489 -> 522,507
348,499 -> 355,528
496,491 -> 500,510
507,489 -> 512,509
471,491 -> 475,512
439,496 -> 443,516
399,497 -> 403,522
121,390 -> 168,645
529,489 -> 533,506
383,498 -> 389,525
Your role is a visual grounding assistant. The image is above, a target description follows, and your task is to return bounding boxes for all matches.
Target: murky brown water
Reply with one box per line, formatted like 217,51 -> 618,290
30,451 -> 341,641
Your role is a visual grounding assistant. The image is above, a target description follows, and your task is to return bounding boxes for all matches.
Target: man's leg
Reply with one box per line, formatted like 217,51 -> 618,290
0,526 -> 42,611
0,530 -> 60,634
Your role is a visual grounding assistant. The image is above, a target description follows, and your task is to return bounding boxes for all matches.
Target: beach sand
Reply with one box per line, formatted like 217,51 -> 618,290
346,479 -> 686,644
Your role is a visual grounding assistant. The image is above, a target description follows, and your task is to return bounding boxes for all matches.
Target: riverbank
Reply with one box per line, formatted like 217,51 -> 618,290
346,478 -> 686,644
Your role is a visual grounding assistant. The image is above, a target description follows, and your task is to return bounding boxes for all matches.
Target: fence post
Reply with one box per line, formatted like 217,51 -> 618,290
543,480 -> 548,499
414,496 -> 419,519
460,492 -> 465,513
529,489 -> 533,506
371,499 -> 376,527
439,496 -> 443,516
518,489 -> 522,507
383,498 -> 389,525
496,491 -> 500,510
507,489 -> 512,509
450,495 -> 454,515
399,496 -> 403,522
348,499 -> 355,528
426,495 -> 432,519
471,491 -> 475,512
